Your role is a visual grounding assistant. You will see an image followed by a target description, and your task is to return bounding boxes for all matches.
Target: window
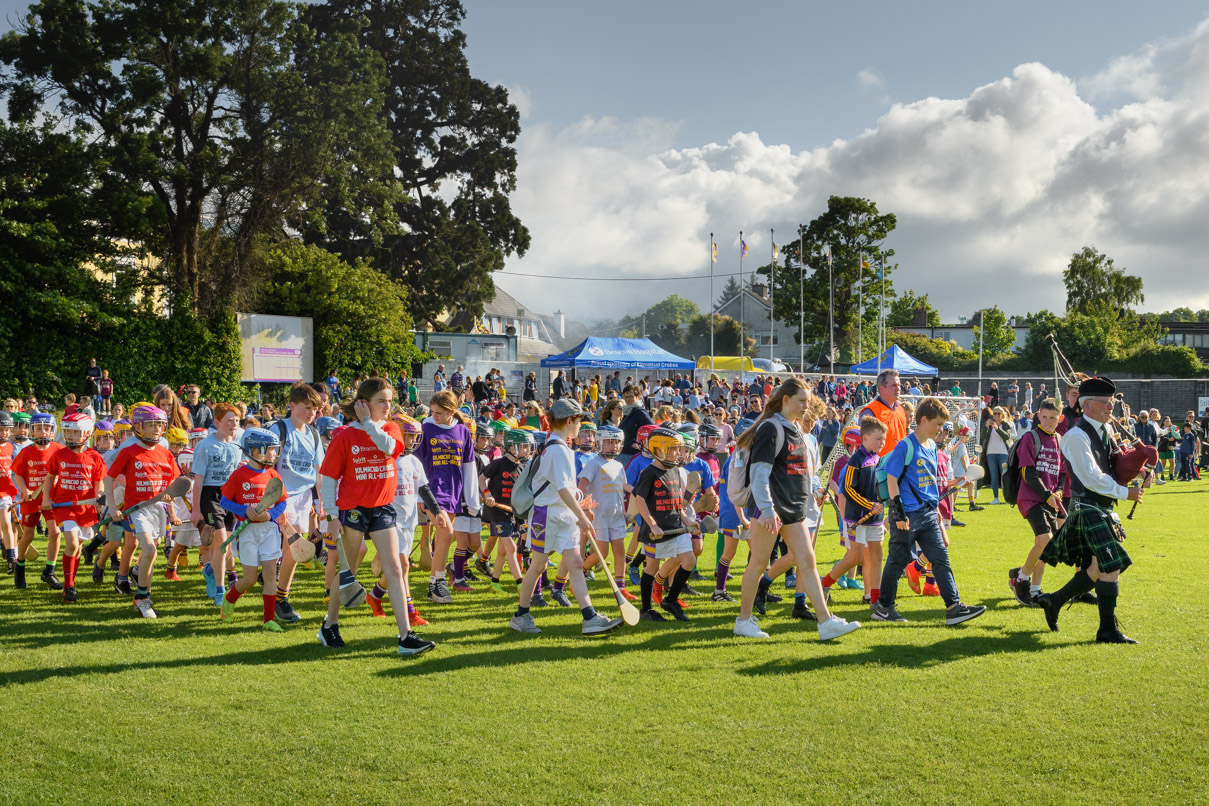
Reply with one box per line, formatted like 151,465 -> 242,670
429,339 -> 452,357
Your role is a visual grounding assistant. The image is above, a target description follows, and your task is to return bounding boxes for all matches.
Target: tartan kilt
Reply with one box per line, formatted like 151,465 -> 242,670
1040,502 -> 1132,574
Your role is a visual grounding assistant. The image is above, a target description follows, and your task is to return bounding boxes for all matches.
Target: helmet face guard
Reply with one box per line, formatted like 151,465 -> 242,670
31,414 -> 56,446
241,427 -> 281,466
647,428 -> 684,465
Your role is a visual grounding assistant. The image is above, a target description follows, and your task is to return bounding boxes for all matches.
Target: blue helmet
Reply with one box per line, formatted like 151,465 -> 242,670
532,430 -> 549,449
30,412 -> 56,429
734,417 -> 756,438
316,416 -> 341,439
240,427 -> 280,459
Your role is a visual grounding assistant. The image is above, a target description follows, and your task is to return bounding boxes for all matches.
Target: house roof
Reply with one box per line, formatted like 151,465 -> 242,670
444,281 -> 589,352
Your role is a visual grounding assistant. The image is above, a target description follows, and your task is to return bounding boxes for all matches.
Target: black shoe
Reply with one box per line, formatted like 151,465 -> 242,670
680,583 -> 702,597
711,590 -> 736,603
688,569 -> 706,582
968,504 -> 985,512
13,564 -> 26,589
317,622 -> 346,648
42,568 -> 63,591
791,603 -> 818,621
463,566 -> 478,582
550,589 -> 572,607
398,631 -> 436,657
82,544 -> 96,567
114,578 -> 132,596
1010,571 -> 1033,607
109,554 -> 119,570
659,601 -> 689,622
945,602 -> 986,626
753,587 -> 767,616
639,609 -> 665,622
5,558 -> 14,574
950,518 -> 966,527
63,585 -> 78,603
474,557 -> 491,578
1073,591 -> 1098,605
764,590 -> 783,604
1035,593 -> 1060,632
530,592 -> 549,608
1096,619 -> 1138,644
92,564 -> 104,584
274,599 -> 302,623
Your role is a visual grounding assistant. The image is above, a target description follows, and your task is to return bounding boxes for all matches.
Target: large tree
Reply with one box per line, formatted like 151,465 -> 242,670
1,0 -> 397,317
299,0 -> 530,328
971,307 -> 1016,357
1063,246 -> 1144,315
760,196 -> 897,362
887,290 -> 941,327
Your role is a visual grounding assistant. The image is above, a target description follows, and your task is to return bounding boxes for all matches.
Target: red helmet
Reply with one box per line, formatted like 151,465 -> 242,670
637,424 -> 658,450
841,425 -> 862,450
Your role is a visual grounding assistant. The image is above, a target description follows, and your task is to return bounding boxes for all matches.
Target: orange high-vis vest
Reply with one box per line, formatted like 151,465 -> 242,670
863,398 -> 908,457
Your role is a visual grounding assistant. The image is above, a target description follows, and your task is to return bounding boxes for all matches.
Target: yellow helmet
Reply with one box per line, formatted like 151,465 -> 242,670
166,427 -> 189,446
647,427 -> 684,462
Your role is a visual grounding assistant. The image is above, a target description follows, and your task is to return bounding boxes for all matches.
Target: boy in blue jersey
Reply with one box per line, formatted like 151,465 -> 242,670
874,398 -> 986,626
271,383 -> 325,623
190,404 -> 245,606
711,451 -> 750,602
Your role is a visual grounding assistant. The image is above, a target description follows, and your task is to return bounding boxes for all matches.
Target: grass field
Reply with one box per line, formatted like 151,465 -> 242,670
2,480 -> 1207,806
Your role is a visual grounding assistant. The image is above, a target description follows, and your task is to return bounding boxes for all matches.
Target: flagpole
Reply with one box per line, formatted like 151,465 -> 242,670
877,252 -> 884,378
799,228 -> 805,373
739,230 -> 745,384
828,246 -> 834,375
709,232 -> 715,371
858,249 -> 863,365
769,228 -> 775,368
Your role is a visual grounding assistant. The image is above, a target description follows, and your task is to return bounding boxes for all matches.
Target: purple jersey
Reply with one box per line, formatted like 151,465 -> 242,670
1015,429 -> 1064,516
414,419 -> 474,514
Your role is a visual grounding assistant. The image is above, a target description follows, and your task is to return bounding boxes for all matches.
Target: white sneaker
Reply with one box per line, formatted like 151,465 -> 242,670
581,613 -> 622,635
990,498 -> 1000,505
134,597 -> 158,619
509,612 -> 540,634
818,616 -> 860,641
734,616 -> 769,638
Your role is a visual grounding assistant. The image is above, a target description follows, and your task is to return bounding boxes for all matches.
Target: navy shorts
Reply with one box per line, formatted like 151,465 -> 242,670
200,486 -> 235,531
489,520 -> 516,538
339,505 -> 397,535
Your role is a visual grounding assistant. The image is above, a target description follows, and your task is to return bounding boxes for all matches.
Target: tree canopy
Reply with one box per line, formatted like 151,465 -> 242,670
1063,246 -> 1144,314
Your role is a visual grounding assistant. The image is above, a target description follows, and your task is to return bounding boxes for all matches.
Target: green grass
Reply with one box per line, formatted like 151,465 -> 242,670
2,480 -> 1208,806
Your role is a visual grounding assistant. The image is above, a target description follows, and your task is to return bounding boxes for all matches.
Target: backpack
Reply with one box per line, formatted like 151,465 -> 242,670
727,419 -> 786,510
874,438 -> 914,501
511,436 -> 561,521
273,419 -> 321,461
1002,429 -> 1056,507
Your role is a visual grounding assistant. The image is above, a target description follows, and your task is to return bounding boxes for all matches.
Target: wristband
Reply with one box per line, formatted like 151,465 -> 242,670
890,496 -> 906,523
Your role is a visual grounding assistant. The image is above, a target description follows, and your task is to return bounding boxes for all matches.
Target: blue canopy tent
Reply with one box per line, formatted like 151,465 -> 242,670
540,337 -> 695,370
849,344 -> 937,376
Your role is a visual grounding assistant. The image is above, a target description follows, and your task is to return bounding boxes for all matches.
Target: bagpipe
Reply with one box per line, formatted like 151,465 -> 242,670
1047,334 -> 1157,518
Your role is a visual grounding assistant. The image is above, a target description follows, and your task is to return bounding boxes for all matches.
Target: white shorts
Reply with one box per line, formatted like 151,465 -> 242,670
397,523 -> 415,555
593,514 -> 627,543
173,524 -> 202,548
233,520 -> 282,567
0,496 -> 11,512
282,488 -> 313,530
59,522 -> 94,541
849,522 -> 886,545
453,515 -> 481,534
128,505 -> 168,539
529,505 -> 579,555
652,533 -> 694,560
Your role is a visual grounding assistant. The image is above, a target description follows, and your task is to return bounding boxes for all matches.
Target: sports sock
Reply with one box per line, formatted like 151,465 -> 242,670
654,572 -> 667,588
202,562 -> 212,575
44,561 -> 55,576
116,572 -> 127,584
276,584 -> 289,603
614,577 -> 625,589
553,574 -> 568,592
667,567 -> 691,601
216,584 -> 226,599
1095,580 -> 1119,632
453,548 -> 467,582
628,552 -> 643,569
4,548 -> 14,561
262,594 -> 275,623
514,605 -> 529,617
226,570 -> 237,585
1050,569 -> 1095,608
406,594 -> 416,615
63,553 -> 77,586
715,558 -> 730,592
1030,584 -> 1042,595
640,572 -> 655,610
225,587 -> 243,603
580,605 -> 597,620
534,573 -> 543,594
821,573 -> 837,588
135,585 -> 149,600
794,592 -> 806,606
924,570 -> 936,586
761,572 -> 774,586
871,588 -> 881,604
371,581 -> 387,599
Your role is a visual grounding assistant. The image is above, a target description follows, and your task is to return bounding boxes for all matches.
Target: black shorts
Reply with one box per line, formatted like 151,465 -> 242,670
339,504 -> 397,534
200,486 -> 235,531
1024,504 -> 1059,537
489,520 -> 516,538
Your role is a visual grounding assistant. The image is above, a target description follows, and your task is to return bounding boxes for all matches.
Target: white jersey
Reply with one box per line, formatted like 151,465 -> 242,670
577,453 -> 625,523
391,453 -> 429,536
801,433 -> 823,529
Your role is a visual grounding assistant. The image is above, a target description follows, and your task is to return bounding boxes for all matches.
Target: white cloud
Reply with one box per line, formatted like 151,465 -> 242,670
497,21 -> 1209,325
503,84 -> 534,120
857,68 -> 885,90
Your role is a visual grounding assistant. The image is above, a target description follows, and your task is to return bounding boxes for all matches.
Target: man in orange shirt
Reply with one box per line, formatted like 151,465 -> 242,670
859,369 -> 908,456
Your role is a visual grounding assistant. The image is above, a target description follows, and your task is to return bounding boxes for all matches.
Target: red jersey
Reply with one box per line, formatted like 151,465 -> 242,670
319,422 -> 404,510
0,441 -> 16,498
48,446 -> 107,526
12,442 -> 63,516
106,442 -> 179,509
220,465 -> 286,522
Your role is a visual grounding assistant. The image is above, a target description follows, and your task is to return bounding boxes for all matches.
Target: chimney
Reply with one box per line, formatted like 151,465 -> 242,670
912,307 -> 927,327
553,310 -> 565,338
752,283 -> 767,300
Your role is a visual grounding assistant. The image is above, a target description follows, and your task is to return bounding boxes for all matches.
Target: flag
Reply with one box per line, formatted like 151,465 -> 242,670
773,243 -> 779,261
712,242 -> 718,263
741,239 -> 749,257
861,258 -> 870,269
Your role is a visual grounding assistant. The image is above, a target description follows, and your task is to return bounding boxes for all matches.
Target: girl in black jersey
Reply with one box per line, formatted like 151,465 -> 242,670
733,378 -> 861,641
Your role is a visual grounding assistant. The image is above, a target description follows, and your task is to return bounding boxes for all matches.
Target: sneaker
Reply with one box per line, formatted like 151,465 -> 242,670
688,569 -> 706,582
42,568 -> 63,591
274,599 -> 301,623
366,591 -> 386,617
905,562 -> 922,595
509,612 -> 541,634
317,621 -> 346,647
530,592 -> 549,607
660,600 -> 690,622
628,567 -> 641,586
134,597 -> 158,619
791,603 -> 817,621
784,573 -> 797,589
114,577 -> 132,596
1073,591 -> 1099,605
652,583 -> 664,606
203,565 -> 216,599
63,585 -> 78,603
212,593 -> 224,608
409,611 -> 429,627
164,568 -> 182,582
733,615 -> 769,638
429,579 -> 454,604
262,619 -> 285,632
990,498 -> 1000,505
398,631 -> 436,656
220,596 -> 236,620
871,603 -> 907,622
463,566 -> 478,582
92,564 -> 104,584
968,504 -> 985,512
818,616 -> 861,641
712,590 -> 737,603
488,581 -> 505,594
1034,593 -> 1060,631
582,613 -> 623,635
619,587 -> 639,601
922,582 -> 941,596
680,583 -> 702,597
474,557 -> 491,577
451,580 -> 474,593
583,569 -> 594,581
945,602 -> 987,626
1010,572 -> 1033,607
550,589 -> 573,607
1154,477 -> 1165,485
950,518 -> 966,527
639,609 -> 665,622
753,585 -> 767,616
764,590 -> 783,604
1096,618 -> 1138,644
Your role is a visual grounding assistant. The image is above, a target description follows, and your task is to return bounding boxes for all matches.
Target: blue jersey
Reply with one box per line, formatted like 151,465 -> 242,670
717,454 -> 742,530
884,434 -> 939,512
191,434 -> 243,489
274,420 -> 325,496
624,454 -> 653,488
574,449 -> 594,478
682,456 -> 717,508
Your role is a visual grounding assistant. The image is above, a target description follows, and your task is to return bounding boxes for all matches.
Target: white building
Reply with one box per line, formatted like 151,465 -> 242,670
714,282 -> 801,366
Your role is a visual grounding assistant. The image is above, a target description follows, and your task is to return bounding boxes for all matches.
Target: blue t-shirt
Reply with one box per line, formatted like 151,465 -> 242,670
683,456 -> 717,504
624,454 -> 653,487
191,434 -> 244,489
274,420 -> 325,496
574,449 -> 595,478
717,453 -> 742,530
883,433 -> 939,512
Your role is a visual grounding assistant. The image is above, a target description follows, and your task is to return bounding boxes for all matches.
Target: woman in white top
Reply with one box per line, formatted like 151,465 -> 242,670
980,406 -> 1016,504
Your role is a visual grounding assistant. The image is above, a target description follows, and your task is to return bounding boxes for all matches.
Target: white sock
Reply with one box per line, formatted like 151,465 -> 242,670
1031,584 -> 1041,594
